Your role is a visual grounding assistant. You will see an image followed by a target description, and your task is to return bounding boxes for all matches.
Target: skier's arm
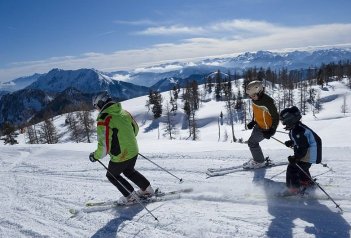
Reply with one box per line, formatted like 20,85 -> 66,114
131,115 -> 139,136
267,100 -> 279,130
93,115 -> 111,160
293,132 -> 309,160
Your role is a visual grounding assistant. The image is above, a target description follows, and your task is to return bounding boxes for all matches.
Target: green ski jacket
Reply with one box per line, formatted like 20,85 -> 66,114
93,102 -> 139,163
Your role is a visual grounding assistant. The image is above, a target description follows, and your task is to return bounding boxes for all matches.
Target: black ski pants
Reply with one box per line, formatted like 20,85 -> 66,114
286,161 -> 311,188
106,155 -> 150,197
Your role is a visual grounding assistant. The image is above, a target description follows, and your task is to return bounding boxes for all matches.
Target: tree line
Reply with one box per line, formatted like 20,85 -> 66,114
1,60 -> 350,144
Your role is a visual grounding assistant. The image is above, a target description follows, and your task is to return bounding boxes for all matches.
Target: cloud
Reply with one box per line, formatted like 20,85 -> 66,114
137,25 -> 206,35
135,19 -> 285,37
209,19 -> 287,38
134,64 -> 184,73
1,20 -> 351,82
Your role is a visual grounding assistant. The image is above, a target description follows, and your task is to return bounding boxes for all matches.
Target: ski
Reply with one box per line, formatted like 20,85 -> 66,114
69,188 -> 193,217
207,157 -> 272,173
207,164 -> 243,173
85,188 -> 192,207
206,160 -> 288,178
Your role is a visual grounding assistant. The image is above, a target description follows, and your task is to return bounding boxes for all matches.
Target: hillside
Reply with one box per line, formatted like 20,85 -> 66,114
1,80 -> 350,237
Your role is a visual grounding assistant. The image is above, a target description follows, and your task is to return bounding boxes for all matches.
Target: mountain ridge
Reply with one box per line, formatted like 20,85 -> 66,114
0,48 -> 350,127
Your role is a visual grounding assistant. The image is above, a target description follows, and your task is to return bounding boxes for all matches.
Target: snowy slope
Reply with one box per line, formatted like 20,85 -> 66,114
0,81 -> 351,237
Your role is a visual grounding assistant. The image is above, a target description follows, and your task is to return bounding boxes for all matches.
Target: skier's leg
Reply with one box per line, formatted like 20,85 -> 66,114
123,155 -> 150,190
247,126 -> 265,163
106,160 -> 135,197
297,161 -> 312,186
286,163 -> 300,188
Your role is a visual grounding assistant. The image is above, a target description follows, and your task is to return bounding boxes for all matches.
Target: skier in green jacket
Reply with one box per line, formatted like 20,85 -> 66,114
89,91 -> 154,204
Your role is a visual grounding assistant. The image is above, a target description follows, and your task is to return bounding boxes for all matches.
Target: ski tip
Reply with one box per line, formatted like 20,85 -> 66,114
69,208 -> 79,217
182,188 -> 194,193
69,208 -> 77,214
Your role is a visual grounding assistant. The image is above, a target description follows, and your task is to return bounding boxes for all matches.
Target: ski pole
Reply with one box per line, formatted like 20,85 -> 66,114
96,159 -> 159,221
276,130 -> 289,134
271,136 -> 285,145
138,153 -> 183,183
271,136 -> 331,169
269,169 -> 286,179
295,163 -> 343,213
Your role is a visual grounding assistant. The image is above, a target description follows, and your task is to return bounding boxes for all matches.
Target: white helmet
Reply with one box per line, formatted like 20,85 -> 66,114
246,81 -> 264,97
92,91 -> 112,110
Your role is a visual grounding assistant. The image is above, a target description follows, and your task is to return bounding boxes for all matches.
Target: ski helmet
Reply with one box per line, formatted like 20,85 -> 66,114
92,91 -> 112,110
279,106 -> 302,129
246,81 -> 264,97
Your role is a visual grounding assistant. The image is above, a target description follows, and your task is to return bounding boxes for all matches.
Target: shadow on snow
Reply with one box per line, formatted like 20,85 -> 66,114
91,205 -> 144,238
253,169 -> 351,238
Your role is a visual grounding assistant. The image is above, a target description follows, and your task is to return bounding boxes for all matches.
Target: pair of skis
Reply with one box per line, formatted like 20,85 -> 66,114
206,157 -> 288,178
69,188 -> 192,217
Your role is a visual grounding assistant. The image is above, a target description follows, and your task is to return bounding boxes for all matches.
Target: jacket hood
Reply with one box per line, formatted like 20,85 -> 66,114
100,102 -> 122,115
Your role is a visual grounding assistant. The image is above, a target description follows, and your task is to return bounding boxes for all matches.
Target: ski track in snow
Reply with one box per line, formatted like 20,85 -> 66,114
0,146 -> 350,238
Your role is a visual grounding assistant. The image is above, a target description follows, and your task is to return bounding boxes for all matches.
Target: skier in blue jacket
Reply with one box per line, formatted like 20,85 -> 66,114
279,106 -> 322,195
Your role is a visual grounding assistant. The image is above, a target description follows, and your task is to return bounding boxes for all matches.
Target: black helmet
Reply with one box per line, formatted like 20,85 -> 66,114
279,106 -> 301,129
92,91 -> 112,110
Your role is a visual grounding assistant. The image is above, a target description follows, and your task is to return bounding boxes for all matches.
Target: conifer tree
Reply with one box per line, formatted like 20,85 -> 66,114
215,70 -> 222,101
151,91 -> 163,119
0,122 -> 18,145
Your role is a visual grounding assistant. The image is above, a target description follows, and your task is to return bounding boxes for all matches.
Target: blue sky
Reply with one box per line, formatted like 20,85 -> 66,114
1,0 -> 351,82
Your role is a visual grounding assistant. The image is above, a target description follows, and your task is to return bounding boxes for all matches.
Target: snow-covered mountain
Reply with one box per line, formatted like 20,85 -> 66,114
0,73 -> 42,92
150,74 -> 205,92
2,79 -> 350,237
0,88 -> 50,126
112,48 -> 351,87
0,48 -> 350,128
0,68 -> 150,126
28,68 -> 149,100
110,64 -> 226,87
2,48 -> 351,91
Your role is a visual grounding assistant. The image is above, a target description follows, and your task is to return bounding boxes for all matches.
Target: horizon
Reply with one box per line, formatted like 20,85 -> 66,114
1,0 -> 351,82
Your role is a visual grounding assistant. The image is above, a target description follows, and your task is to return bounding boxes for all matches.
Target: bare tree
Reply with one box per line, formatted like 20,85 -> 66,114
183,81 -> 200,140
26,124 -> 39,144
223,77 -> 237,142
298,81 -> 309,115
66,112 -> 82,143
314,92 -> 322,114
38,118 -> 59,144
76,105 -> 95,143
163,101 -> 177,140
341,94 -> 349,115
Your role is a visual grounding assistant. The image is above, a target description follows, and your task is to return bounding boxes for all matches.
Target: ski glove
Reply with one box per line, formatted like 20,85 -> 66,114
284,140 -> 294,148
262,128 -> 276,139
247,121 -> 256,130
288,155 -> 296,164
89,152 -> 97,162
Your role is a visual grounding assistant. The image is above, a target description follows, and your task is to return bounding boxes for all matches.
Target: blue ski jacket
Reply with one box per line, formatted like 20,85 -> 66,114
289,122 -> 322,164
